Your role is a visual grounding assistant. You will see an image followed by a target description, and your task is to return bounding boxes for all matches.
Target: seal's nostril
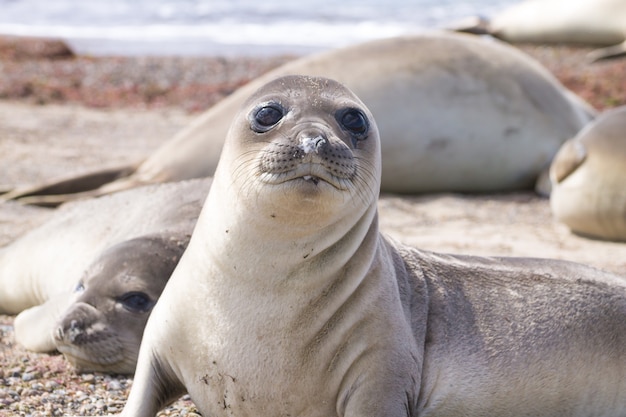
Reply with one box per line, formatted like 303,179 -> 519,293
315,137 -> 328,152
300,135 -> 326,154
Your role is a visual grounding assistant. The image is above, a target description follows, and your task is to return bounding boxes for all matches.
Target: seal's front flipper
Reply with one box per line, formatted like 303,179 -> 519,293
12,190 -> 105,208
14,291 -> 74,352
549,139 -> 587,185
587,41 -> 626,63
1,164 -> 137,207
120,352 -> 187,417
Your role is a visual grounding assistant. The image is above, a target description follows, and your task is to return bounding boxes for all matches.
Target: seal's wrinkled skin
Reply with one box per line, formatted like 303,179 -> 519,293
121,76 -> 626,417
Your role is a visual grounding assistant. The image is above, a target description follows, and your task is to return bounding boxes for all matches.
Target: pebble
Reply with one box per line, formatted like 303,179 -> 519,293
22,371 -> 38,381
81,374 -> 95,382
45,380 -> 60,390
106,379 -> 123,391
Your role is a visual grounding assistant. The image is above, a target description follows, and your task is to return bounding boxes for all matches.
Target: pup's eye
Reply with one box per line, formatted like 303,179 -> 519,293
337,108 -> 369,136
252,104 -> 285,132
74,282 -> 85,293
118,292 -> 154,313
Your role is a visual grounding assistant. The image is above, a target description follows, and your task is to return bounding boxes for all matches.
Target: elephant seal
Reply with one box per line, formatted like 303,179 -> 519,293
5,32 -> 594,205
2,178 -> 211,373
453,0 -> 626,62
120,76 -> 626,417
78,238 -> 186,373
550,106 -> 626,241
14,235 -> 186,374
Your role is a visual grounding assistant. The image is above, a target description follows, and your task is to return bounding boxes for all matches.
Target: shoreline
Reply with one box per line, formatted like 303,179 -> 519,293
0,35 -> 624,113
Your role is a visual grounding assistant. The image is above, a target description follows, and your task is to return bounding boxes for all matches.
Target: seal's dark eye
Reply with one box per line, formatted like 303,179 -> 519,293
252,104 -> 285,132
74,282 -> 85,293
337,108 -> 368,136
256,106 -> 283,126
118,292 -> 154,313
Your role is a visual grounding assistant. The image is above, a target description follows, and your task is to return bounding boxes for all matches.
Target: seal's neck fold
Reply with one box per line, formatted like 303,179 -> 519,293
192,175 -> 379,288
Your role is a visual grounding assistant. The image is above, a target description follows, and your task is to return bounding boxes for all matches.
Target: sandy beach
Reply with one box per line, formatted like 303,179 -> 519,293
0,36 -> 625,415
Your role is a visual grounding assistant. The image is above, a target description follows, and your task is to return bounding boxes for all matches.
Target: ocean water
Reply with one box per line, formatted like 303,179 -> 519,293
0,0 -> 519,56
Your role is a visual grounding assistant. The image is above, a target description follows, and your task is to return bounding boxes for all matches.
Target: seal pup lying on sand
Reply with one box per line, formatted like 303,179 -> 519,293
120,76 -> 626,417
5,32 -> 594,205
550,106 -> 626,242
48,236 -> 184,374
1,178 -> 211,373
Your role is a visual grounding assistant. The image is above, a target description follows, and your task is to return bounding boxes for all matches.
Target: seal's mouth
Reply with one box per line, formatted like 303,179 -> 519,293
56,337 -> 137,374
57,342 -> 124,366
260,163 -> 349,191
302,175 -> 320,185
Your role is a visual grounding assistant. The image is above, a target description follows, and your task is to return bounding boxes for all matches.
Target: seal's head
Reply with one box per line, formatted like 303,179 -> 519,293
53,236 -> 186,374
217,75 -> 381,223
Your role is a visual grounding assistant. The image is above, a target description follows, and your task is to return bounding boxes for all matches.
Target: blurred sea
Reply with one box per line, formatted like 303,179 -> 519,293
0,0 -> 518,56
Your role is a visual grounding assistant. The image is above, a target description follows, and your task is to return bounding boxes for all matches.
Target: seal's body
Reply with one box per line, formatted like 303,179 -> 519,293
120,76 -> 626,417
5,32 -> 594,205
454,0 -> 626,62
550,106 -> 626,241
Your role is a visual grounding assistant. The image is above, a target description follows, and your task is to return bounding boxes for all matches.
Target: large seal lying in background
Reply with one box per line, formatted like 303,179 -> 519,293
120,76 -> 626,417
5,31 -> 594,205
550,106 -> 626,242
1,178 -> 211,374
453,0 -> 626,62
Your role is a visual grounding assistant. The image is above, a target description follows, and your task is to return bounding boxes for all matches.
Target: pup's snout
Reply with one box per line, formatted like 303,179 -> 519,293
299,134 -> 328,154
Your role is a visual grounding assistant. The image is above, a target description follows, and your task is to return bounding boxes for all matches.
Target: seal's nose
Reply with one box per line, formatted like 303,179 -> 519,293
55,319 -> 83,343
299,133 -> 328,155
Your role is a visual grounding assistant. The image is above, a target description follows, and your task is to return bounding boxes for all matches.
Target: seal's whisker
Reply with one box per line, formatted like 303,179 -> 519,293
351,157 -> 378,206
231,151 -> 261,188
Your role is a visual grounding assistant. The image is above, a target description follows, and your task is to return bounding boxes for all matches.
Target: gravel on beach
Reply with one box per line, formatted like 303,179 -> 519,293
0,36 -> 296,113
